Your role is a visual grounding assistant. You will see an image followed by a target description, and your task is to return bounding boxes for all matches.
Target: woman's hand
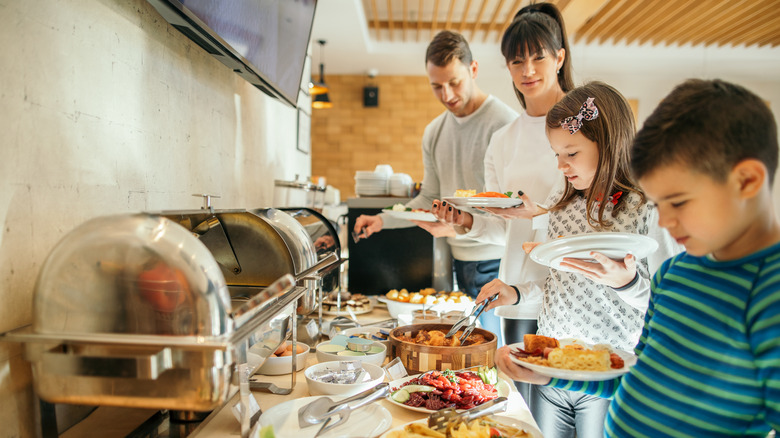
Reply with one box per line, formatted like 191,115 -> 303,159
495,346 -> 551,385
431,199 -> 474,230
479,192 -> 540,220
476,279 -> 518,311
558,252 -> 637,289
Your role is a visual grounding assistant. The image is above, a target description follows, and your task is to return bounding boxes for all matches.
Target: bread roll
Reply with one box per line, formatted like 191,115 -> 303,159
523,334 -> 560,352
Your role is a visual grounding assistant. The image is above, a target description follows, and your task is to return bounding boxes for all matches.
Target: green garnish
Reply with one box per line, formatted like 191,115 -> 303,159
504,191 -> 513,198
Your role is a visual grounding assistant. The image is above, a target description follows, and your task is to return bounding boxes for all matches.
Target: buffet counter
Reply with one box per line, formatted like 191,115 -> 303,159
190,305 -> 538,437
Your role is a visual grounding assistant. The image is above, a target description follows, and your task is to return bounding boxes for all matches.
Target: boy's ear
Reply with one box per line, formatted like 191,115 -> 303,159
731,159 -> 767,199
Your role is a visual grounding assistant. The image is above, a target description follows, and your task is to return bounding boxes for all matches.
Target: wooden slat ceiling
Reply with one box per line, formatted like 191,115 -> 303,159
362,0 -> 780,48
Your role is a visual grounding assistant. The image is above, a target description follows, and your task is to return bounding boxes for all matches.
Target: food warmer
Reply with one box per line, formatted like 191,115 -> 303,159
2,206 -> 342,437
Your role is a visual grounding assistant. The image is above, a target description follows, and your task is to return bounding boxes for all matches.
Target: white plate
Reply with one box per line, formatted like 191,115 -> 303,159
386,373 -> 511,414
258,395 -> 392,438
382,210 -> 438,222
376,296 -> 475,319
443,197 -> 523,208
380,415 -> 542,438
507,339 -> 637,381
529,232 -> 658,273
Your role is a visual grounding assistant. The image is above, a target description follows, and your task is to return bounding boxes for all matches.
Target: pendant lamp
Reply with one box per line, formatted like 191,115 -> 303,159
310,40 -> 332,109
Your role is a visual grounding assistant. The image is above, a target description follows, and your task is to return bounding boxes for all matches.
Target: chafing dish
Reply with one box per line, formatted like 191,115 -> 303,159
2,208 -> 341,437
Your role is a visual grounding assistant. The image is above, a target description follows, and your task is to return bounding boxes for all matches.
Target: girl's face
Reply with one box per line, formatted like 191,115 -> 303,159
507,47 -> 564,104
548,127 -> 600,191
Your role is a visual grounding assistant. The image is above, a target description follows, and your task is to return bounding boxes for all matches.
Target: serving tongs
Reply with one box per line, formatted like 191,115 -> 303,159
444,294 -> 499,342
428,396 -> 508,432
298,382 -> 389,436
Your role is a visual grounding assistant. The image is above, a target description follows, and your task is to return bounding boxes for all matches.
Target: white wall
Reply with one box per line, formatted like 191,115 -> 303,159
0,0 -> 310,435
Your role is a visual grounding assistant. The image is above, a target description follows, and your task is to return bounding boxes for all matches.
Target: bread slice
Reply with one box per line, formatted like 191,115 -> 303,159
523,334 -> 560,352
454,189 -> 476,197
548,347 -> 610,371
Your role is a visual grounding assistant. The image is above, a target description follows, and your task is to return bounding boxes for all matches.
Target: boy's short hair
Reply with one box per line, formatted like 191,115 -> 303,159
631,79 -> 778,184
425,30 -> 473,67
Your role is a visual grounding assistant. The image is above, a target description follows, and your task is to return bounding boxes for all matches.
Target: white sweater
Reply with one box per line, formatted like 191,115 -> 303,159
381,95 -> 517,262
463,112 -> 562,318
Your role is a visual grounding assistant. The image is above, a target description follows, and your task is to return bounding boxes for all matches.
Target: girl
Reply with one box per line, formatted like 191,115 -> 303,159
431,2 -> 572,380
476,82 -> 680,438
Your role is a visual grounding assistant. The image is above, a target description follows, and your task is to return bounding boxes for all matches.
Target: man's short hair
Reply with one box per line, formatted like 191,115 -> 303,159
425,30 -> 473,67
631,79 -> 778,184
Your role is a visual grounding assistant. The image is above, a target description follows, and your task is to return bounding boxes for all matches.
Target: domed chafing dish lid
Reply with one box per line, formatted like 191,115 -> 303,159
32,214 -> 232,338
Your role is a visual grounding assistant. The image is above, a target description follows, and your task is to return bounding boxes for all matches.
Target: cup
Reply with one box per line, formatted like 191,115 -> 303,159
374,164 -> 394,177
441,310 -> 466,325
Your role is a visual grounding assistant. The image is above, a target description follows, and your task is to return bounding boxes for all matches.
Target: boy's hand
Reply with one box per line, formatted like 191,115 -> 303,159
559,252 -> 637,288
495,346 -> 552,385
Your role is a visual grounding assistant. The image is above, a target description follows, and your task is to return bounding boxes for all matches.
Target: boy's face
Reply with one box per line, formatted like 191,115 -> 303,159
639,162 -> 748,260
427,58 -> 478,117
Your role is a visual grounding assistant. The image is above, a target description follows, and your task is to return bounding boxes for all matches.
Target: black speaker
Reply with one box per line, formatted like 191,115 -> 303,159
363,86 -> 379,107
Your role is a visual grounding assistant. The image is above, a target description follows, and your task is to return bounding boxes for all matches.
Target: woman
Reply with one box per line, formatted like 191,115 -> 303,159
431,1 -> 573,406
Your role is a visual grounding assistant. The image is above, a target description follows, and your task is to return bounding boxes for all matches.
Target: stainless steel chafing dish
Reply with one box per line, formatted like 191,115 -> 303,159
3,207 -> 342,437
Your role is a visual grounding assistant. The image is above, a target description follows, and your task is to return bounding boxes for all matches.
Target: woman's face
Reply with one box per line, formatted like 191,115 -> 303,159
547,127 -> 600,191
507,47 -> 564,104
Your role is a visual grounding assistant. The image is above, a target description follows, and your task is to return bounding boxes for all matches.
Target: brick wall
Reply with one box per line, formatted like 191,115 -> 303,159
311,75 -> 445,199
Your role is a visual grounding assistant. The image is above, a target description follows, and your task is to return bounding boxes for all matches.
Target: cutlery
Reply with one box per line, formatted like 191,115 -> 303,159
444,294 -> 498,340
298,382 -> 389,432
458,294 -> 498,343
427,396 -> 508,432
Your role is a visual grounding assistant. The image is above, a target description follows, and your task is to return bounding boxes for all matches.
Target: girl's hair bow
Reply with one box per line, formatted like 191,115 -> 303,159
560,97 -> 599,134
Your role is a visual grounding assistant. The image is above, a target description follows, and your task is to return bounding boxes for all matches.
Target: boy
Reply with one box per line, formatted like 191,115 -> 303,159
494,79 -> 780,437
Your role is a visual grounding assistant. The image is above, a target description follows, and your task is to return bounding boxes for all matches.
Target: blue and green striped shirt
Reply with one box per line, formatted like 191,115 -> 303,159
549,241 -> 780,437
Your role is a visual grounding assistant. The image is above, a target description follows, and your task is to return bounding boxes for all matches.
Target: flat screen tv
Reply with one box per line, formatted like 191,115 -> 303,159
147,0 -> 317,108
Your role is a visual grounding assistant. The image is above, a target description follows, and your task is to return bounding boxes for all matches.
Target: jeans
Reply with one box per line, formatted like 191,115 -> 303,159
453,258 -> 503,346
502,318 -> 538,406
531,385 -> 610,438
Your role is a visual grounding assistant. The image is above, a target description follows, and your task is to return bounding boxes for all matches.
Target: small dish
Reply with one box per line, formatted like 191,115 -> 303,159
256,343 -> 310,375
305,361 -> 386,396
316,339 -> 386,366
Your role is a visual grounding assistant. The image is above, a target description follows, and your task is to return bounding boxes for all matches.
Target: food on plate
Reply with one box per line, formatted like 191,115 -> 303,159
511,336 -> 625,371
385,204 -> 432,213
397,329 -> 487,347
454,189 -> 477,197
523,334 -> 560,352
385,288 -> 473,305
521,242 -> 541,254
321,291 -> 372,313
390,368 -> 499,410
271,341 -> 305,357
385,417 -> 532,438
473,191 -> 509,198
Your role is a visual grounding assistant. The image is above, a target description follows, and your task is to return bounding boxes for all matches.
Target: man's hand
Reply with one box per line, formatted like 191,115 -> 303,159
354,215 -> 384,239
558,252 -> 637,289
495,346 -> 551,385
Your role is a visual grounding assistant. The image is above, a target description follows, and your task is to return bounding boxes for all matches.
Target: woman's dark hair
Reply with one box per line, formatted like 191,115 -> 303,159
501,2 -> 574,108
631,79 -> 778,185
426,30 -> 473,67
547,82 -> 643,230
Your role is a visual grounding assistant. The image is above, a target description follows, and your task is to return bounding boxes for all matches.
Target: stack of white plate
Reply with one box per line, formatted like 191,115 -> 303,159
355,171 -> 389,196
389,173 -> 413,197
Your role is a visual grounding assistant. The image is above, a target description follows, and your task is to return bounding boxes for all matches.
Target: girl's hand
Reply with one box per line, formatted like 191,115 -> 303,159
478,192 -> 540,220
559,252 -> 637,288
476,279 -> 517,311
431,199 -> 474,229
495,346 -> 551,385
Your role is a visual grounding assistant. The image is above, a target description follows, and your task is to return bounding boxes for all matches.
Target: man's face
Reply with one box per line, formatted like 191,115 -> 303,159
426,58 -> 478,117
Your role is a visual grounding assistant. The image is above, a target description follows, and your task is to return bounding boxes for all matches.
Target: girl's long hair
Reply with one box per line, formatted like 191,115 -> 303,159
547,82 -> 644,230
501,2 -> 574,108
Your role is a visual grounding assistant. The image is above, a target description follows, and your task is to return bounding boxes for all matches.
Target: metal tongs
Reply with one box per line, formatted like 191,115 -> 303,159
445,294 -> 499,342
428,396 -> 508,431
298,382 -> 389,436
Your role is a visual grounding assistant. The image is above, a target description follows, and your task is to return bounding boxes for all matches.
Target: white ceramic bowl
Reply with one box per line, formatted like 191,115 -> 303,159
338,327 -> 391,349
378,296 -> 475,319
256,343 -> 310,375
305,361 -> 386,396
315,340 -> 386,366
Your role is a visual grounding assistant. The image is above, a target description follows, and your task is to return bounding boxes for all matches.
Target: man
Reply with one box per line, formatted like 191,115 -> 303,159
354,30 -> 517,344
